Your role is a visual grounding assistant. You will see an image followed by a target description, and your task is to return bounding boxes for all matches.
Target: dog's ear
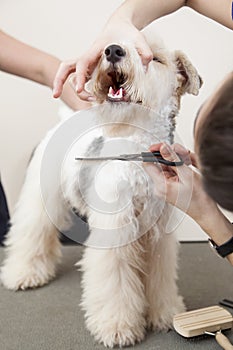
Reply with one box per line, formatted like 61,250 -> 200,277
174,51 -> 203,96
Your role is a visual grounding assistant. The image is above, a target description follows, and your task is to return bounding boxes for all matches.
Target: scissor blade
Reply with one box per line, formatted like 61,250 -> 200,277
75,154 -> 142,161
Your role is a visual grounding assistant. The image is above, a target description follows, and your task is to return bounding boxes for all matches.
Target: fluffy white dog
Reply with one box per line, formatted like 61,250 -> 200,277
1,32 -> 202,347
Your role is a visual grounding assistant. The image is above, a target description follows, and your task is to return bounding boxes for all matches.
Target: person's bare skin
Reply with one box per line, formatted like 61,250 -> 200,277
53,0 -> 233,100
52,1 -> 233,264
144,73 -> 233,265
0,30 -> 90,110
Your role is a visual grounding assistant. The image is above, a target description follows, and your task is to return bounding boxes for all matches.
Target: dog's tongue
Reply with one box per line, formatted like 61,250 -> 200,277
108,86 -> 124,100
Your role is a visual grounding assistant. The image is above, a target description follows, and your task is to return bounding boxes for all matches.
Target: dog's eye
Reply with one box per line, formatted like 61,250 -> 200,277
153,57 -> 163,64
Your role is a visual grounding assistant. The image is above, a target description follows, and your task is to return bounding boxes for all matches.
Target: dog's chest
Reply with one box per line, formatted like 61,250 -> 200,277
78,132 -> 161,207
62,120 -> 171,215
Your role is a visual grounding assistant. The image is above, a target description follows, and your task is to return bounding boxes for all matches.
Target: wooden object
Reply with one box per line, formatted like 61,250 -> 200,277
173,305 -> 233,338
215,331 -> 233,350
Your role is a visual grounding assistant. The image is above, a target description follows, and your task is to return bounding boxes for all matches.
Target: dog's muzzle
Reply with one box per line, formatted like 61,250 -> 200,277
103,45 -> 127,102
93,44 -> 142,104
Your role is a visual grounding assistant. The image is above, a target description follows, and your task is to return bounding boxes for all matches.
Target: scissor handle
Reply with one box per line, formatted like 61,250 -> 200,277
141,151 -> 184,167
215,332 -> 233,350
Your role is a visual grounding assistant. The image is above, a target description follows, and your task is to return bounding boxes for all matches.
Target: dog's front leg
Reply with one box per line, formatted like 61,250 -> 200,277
79,243 -> 147,348
145,226 -> 185,331
1,142 -> 62,290
78,203 -> 148,348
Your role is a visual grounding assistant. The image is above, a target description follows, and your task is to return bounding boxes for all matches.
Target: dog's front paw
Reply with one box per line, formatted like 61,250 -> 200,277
85,313 -> 146,348
94,324 -> 145,348
147,295 -> 185,331
0,259 -> 56,290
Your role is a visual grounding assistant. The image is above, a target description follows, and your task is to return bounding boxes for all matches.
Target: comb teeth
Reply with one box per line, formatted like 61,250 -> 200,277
173,306 -> 233,338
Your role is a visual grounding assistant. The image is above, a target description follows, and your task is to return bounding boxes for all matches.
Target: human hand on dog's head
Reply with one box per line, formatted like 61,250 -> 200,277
52,17 -> 152,101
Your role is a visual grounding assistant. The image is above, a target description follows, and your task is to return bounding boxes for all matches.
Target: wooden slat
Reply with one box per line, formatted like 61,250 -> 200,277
173,306 -> 233,338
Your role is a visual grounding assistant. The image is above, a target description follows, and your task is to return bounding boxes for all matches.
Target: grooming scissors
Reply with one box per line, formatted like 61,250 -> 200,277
75,151 -> 184,167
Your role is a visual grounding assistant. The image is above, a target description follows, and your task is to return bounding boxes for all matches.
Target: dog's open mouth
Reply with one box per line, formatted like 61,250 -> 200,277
95,67 -> 142,104
106,71 -> 128,103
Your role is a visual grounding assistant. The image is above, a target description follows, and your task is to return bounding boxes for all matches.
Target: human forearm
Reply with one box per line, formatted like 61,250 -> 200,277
0,30 -> 54,85
188,194 -> 233,265
108,0 -> 187,30
113,0 -> 233,30
178,179 -> 233,265
108,0 -> 233,31
184,174 -> 233,246
187,0 -> 233,30
194,200 -> 233,245
0,30 -> 89,110
177,156 -> 233,265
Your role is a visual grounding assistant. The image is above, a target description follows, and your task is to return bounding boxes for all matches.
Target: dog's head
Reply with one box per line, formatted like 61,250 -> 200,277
88,31 -> 202,116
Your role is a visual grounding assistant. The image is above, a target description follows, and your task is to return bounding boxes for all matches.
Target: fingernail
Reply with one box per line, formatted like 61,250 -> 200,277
75,85 -> 80,93
87,96 -> 96,102
52,89 -> 58,98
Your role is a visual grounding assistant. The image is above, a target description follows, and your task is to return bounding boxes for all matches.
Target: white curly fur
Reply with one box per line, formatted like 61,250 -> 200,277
1,31 -> 202,347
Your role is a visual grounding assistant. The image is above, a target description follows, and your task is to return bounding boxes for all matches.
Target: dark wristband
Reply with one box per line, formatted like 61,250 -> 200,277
209,236 -> 233,258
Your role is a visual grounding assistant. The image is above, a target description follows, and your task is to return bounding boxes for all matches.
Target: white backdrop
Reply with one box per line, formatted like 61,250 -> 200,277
0,0 -> 232,240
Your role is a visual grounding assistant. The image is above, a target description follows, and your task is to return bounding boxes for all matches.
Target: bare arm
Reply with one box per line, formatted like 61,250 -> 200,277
53,0 -> 187,98
187,0 -> 233,29
108,0 -> 187,30
116,0 -> 233,29
144,143 -> 233,266
198,203 -> 233,265
0,30 -> 90,110
53,0 -> 232,99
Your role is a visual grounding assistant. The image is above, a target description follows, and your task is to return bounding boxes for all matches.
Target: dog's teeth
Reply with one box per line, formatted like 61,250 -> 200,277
116,88 -> 123,98
108,86 -> 116,98
108,86 -> 114,95
107,87 -> 124,100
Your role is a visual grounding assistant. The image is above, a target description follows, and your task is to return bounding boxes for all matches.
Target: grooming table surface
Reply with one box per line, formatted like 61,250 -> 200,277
0,243 -> 232,350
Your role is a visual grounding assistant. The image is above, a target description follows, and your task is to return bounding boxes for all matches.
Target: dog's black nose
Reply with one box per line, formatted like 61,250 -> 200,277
105,45 -> 126,63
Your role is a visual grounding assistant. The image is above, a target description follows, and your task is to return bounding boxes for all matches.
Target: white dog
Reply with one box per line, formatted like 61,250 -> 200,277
1,31 -> 202,347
